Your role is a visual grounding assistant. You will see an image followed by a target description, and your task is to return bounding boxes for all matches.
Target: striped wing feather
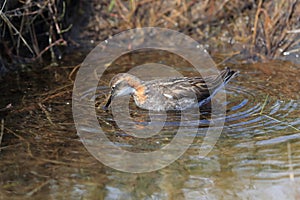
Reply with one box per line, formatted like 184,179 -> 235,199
156,68 -> 236,102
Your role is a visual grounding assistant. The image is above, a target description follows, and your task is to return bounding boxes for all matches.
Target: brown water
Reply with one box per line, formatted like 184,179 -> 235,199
1,53 -> 300,199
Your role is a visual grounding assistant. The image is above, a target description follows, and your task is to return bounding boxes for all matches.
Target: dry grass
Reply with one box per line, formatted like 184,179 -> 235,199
87,0 -> 300,61
251,0 -> 300,59
0,0 -> 69,65
0,0 -> 299,67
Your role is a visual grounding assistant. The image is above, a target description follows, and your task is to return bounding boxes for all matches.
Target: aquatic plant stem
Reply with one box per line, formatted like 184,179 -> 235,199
254,95 -> 300,132
287,142 -> 295,181
259,94 -> 269,115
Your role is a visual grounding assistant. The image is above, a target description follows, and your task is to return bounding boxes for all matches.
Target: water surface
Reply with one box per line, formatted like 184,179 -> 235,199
0,53 -> 300,199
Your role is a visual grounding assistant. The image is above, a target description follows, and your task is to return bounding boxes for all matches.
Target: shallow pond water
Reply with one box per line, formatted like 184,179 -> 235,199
0,52 -> 300,199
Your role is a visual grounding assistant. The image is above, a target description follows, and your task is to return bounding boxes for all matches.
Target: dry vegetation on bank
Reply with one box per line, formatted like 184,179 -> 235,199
0,0 -> 299,71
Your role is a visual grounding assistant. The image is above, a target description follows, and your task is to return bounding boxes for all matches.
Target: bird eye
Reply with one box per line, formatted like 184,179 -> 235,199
111,83 -> 119,91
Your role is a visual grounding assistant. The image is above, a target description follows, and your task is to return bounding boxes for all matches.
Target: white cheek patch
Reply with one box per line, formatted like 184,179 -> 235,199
116,87 -> 135,97
163,93 -> 173,99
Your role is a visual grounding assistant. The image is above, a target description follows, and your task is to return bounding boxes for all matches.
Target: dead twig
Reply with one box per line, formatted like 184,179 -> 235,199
0,119 -> 4,151
32,38 -> 67,62
216,51 -> 241,67
0,104 -> 13,150
68,64 -> 81,82
38,102 -> 57,127
41,88 -> 72,103
251,0 -> 263,54
0,7 -> 35,55
287,29 -> 300,33
26,180 -> 51,197
5,127 -> 34,158
0,0 -> 7,12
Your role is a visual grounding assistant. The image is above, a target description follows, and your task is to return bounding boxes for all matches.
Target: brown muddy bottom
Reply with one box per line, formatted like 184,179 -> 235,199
1,52 -> 300,199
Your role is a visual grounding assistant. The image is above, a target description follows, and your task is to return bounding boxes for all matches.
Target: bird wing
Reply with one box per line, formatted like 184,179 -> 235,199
157,77 -> 211,101
146,68 -> 237,102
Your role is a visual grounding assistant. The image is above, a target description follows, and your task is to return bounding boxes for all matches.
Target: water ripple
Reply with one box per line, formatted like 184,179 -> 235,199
225,85 -> 300,138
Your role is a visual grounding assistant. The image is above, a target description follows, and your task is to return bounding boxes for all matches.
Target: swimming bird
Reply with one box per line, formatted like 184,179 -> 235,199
104,67 -> 238,111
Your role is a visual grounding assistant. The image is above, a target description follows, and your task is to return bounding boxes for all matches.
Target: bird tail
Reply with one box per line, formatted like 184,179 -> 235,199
220,67 -> 239,84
